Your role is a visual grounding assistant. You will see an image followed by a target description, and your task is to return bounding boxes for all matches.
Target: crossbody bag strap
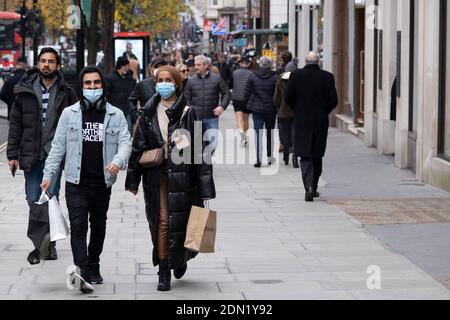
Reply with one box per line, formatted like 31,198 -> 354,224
178,106 -> 190,127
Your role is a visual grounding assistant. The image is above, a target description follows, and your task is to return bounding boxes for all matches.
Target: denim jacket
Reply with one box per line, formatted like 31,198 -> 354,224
43,102 -> 131,188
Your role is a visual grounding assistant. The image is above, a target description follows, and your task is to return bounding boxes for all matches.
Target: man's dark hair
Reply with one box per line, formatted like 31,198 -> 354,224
151,56 -> 167,69
239,57 -> 250,65
186,59 -> 195,67
281,51 -> 293,64
38,47 -> 61,65
115,56 -> 129,70
77,65 -> 106,99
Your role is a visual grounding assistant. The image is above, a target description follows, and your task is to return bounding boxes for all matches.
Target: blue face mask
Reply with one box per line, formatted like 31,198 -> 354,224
83,88 -> 103,104
156,82 -> 176,99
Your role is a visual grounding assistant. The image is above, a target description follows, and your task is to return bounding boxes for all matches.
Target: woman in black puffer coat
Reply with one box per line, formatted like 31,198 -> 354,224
125,66 -> 216,292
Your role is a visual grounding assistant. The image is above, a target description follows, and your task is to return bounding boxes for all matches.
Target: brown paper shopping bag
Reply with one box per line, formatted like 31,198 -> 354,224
184,206 -> 217,253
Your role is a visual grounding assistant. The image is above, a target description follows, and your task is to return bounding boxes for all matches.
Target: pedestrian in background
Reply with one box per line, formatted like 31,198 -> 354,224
214,53 -> 232,86
7,47 -> 78,265
41,66 -> 131,293
0,60 -> 28,120
186,59 -> 196,77
231,57 -> 253,147
105,57 -> 137,133
125,66 -> 215,292
273,61 -> 299,168
184,55 -> 231,155
277,51 -> 293,75
127,57 -> 167,130
244,56 -> 278,168
176,63 -> 190,88
285,52 -> 338,202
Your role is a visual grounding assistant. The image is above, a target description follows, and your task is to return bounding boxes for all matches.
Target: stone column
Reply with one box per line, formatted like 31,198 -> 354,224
288,0 -> 297,55
395,0 -> 412,169
377,0 -> 397,155
364,0 -> 377,147
323,0 -> 335,73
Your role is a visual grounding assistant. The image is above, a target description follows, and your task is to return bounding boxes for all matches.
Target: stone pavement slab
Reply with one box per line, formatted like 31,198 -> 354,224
0,107 -> 449,300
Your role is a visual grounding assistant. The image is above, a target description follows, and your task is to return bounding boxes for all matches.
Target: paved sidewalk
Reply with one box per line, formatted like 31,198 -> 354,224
0,100 -> 6,120
0,108 -> 449,300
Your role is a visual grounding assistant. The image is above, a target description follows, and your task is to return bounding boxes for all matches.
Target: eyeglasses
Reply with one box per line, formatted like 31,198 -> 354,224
180,69 -> 188,73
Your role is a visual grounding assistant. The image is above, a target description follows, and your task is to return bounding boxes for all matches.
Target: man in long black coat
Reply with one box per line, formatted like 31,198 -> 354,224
285,52 -> 338,202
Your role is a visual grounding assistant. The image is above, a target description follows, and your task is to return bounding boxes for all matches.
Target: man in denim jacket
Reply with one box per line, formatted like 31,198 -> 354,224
41,66 -> 131,293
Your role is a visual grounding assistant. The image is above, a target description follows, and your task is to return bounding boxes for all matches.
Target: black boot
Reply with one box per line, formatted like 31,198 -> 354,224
313,186 -> 320,198
283,154 -> 289,166
43,242 -> 57,261
157,260 -> 171,291
27,249 -> 40,265
89,262 -> 103,284
292,156 -> 299,169
173,263 -> 187,280
305,187 -> 315,202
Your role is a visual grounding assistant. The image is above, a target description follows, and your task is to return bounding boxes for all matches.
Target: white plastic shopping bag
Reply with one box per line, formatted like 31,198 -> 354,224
36,192 -> 70,242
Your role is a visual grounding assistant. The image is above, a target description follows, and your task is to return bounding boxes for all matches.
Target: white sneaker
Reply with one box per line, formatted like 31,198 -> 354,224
66,266 -> 94,294
240,139 -> 248,148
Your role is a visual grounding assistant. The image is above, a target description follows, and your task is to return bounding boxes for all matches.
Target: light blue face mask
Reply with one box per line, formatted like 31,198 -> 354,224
156,82 -> 176,99
83,88 -> 103,104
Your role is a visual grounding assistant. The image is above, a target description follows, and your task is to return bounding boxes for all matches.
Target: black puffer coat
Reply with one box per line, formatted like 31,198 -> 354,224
125,93 -> 216,269
184,72 -> 231,119
244,68 -> 278,114
7,68 -> 77,172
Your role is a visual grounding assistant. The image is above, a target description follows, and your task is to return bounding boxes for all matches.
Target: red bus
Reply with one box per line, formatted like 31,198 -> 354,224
0,11 -> 22,66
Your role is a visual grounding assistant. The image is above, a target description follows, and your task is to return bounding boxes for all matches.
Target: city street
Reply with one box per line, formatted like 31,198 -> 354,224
0,102 -> 449,300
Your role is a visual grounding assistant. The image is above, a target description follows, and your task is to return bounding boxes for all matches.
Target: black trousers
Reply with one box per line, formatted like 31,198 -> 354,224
300,157 -> 323,191
278,118 -> 295,157
65,182 -> 112,269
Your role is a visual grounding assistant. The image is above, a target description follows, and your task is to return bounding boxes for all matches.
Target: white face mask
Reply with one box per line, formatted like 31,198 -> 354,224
83,88 -> 103,104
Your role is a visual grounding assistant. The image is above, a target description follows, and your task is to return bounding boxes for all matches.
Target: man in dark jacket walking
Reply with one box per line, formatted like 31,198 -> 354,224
7,47 -> 78,264
244,56 -> 278,168
285,52 -> 338,202
214,53 -> 232,86
0,61 -> 27,120
105,57 -> 136,133
185,55 -> 231,155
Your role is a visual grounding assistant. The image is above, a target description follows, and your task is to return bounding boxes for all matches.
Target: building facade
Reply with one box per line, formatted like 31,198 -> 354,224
289,0 -> 450,192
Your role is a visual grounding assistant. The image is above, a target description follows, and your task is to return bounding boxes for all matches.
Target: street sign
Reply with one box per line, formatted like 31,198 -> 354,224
236,24 -> 246,32
224,34 -> 234,43
204,20 -> 213,32
212,24 -> 226,36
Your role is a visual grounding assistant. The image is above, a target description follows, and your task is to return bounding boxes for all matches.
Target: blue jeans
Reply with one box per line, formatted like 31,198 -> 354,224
25,159 -> 62,204
252,112 -> 277,163
202,118 -> 219,155
24,158 -> 62,250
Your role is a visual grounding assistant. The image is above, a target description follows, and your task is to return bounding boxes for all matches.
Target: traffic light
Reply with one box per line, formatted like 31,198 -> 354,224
23,9 -> 43,38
